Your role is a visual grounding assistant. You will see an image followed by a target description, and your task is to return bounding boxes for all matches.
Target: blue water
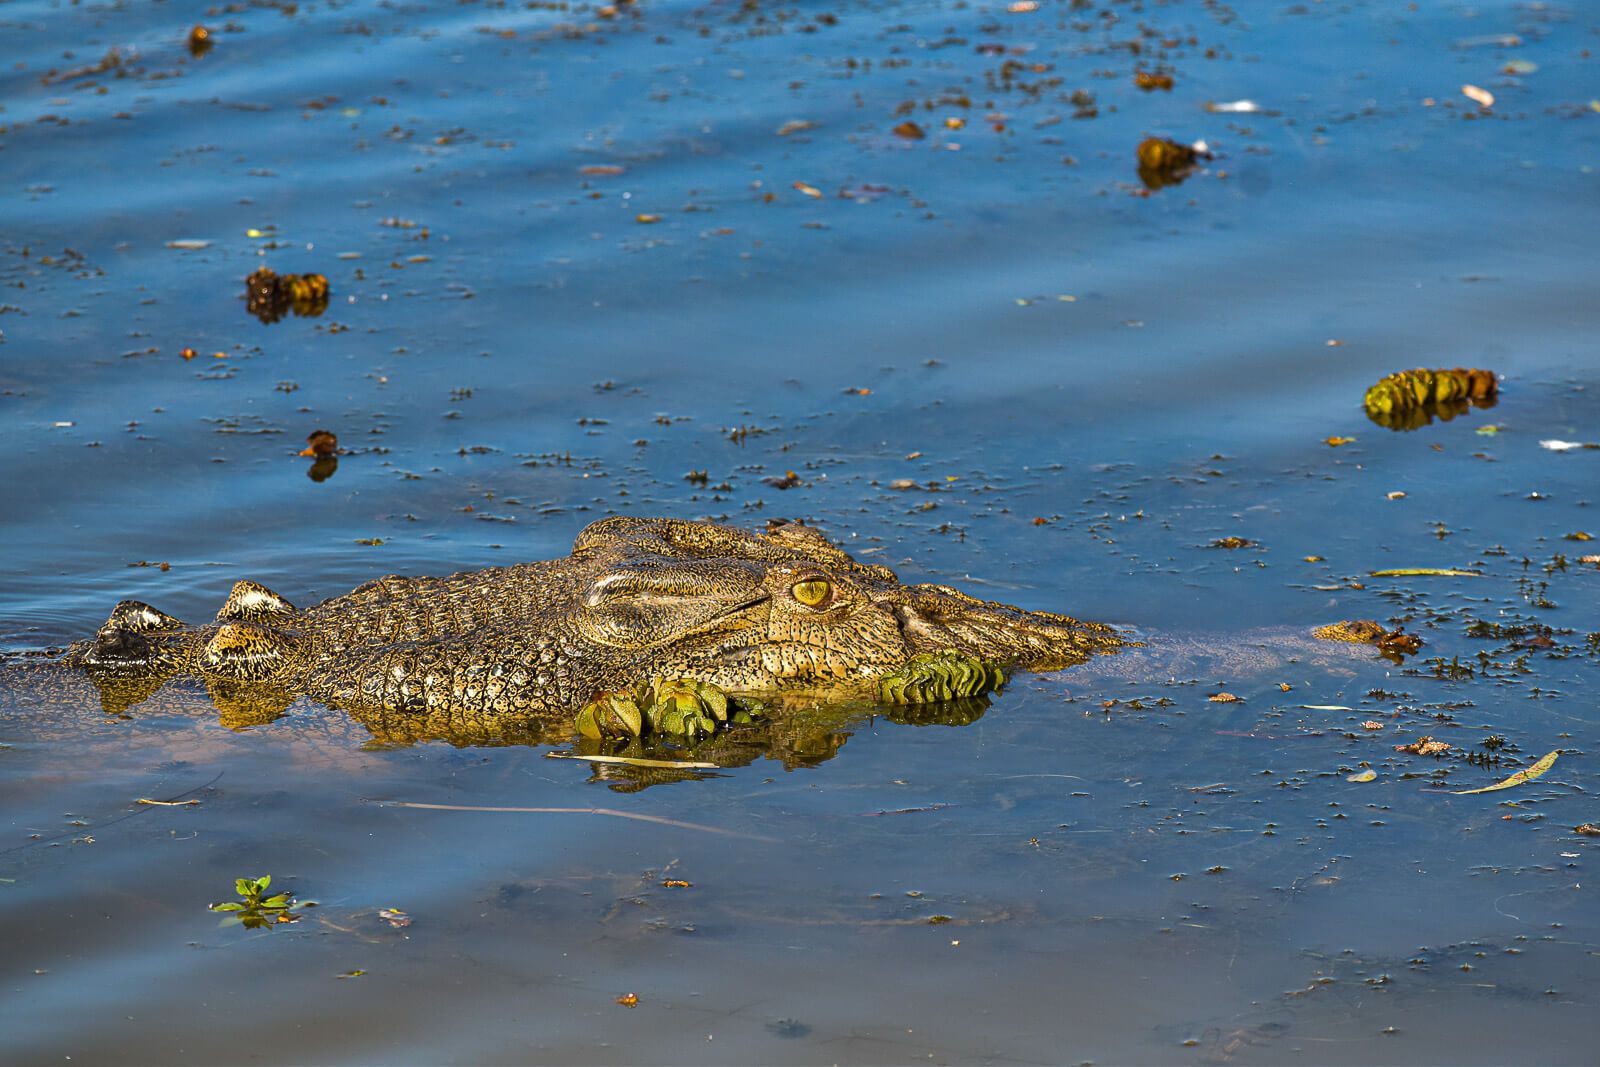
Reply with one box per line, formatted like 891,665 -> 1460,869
3,0 -> 1599,1061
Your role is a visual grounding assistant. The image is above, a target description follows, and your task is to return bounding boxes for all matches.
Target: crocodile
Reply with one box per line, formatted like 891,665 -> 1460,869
64,516 -> 1132,742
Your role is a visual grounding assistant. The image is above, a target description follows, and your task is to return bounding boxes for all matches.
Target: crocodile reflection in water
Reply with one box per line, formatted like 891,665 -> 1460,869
63,517 -> 1131,755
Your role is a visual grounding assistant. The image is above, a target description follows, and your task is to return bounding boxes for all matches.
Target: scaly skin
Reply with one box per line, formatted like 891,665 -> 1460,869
65,517 -> 1131,738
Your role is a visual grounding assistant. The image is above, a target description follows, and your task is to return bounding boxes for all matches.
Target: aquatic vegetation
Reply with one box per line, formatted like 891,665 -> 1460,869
245,267 -> 330,324
1363,367 -> 1499,430
209,875 -> 303,930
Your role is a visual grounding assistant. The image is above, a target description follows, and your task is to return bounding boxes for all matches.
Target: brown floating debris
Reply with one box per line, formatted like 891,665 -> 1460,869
1135,136 -> 1211,190
300,429 -> 342,483
1134,69 -> 1174,91
1395,736 -> 1451,756
246,267 -> 330,324
299,429 -> 341,457
1312,620 -> 1423,656
1363,367 -> 1498,430
892,120 -> 926,140
761,470 -> 804,490
187,25 -> 214,57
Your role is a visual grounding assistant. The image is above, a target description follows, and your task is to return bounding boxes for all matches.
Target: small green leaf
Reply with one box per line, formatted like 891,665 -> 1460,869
261,894 -> 291,908
210,902 -> 245,912
1453,750 -> 1559,794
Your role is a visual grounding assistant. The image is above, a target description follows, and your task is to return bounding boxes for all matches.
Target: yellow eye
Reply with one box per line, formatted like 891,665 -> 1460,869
790,578 -> 832,608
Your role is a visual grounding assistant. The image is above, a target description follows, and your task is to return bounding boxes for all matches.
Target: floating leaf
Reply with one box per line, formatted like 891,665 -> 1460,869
1462,84 -> 1495,108
1452,750 -> 1558,794
1369,568 -> 1480,577
792,181 -> 823,199
1347,769 -> 1377,783
776,120 -> 815,136
892,121 -> 926,140
1325,436 -> 1355,447
616,993 -> 639,1007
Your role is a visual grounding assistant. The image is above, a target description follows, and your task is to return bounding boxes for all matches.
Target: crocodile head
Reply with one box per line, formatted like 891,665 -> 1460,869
69,516 -> 1128,722
565,516 -> 1127,696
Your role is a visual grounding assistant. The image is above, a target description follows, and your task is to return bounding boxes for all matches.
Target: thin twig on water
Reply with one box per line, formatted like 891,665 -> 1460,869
372,800 -> 776,842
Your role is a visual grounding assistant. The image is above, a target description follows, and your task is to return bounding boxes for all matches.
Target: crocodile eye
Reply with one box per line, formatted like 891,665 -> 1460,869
790,578 -> 833,609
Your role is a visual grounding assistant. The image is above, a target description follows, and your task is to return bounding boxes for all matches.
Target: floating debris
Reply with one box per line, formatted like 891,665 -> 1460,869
299,429 -> 342,482
246,267 -> 330,324
1312,620 -> 1423,657
187,25 -> 214,57
1453,750 -> 1558,794
761,470 -> 804,490
1395,736 -> 1451,756
1362,367 -> 1498,430
1135,137 -> 1210,190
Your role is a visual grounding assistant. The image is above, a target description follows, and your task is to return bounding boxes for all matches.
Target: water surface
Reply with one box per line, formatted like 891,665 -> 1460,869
3,0 -> 1599,1062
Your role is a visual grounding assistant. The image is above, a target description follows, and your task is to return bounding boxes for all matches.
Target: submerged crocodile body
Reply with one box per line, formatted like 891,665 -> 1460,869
67,516 -> 1129,738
